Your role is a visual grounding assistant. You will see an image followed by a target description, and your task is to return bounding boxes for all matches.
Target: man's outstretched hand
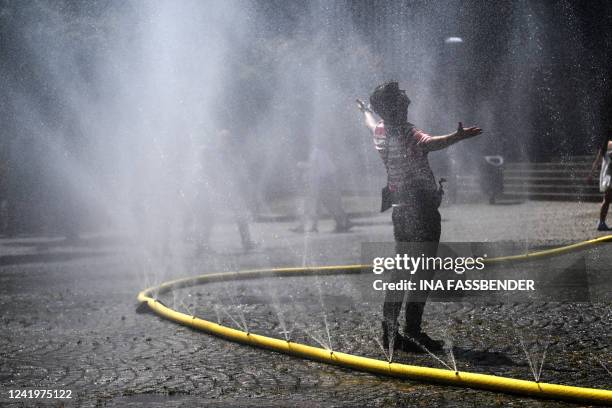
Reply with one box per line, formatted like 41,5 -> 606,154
457,122 -> 483,139
356,99 -> 369,113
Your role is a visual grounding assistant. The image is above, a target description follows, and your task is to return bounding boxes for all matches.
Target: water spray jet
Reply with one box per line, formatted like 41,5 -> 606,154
137,237 -> 612,405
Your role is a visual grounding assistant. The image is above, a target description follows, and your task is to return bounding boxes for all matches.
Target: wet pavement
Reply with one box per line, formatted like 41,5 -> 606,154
1,200 -> 611,407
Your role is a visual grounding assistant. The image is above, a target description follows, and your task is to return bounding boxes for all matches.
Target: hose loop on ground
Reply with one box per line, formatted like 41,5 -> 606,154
137,236 -> 612,405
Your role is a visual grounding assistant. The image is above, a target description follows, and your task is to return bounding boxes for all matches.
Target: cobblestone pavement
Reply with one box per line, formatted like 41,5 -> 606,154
0,201 -> 611,407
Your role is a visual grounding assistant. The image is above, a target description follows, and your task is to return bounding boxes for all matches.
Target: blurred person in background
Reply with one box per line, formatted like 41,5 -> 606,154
192,128 -> 258,253
291,145 -> 352,233
481,155 -> 504,204
588,131 -> 612,231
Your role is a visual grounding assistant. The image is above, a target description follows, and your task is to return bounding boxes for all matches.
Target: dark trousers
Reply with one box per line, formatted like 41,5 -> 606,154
302,177 -> 349,231
383,192 -> 441,335
311,188 -> 349,230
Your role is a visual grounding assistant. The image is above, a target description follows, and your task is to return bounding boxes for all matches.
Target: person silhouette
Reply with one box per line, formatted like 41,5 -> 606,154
358,81 -> 483,353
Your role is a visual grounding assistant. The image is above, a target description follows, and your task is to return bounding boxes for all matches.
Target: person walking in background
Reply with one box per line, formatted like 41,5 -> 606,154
357,81 -> 483,353
481,155 -> 505,205
192,128 -> 258,253
291,145 -> 352,233
588,132 -> 612,231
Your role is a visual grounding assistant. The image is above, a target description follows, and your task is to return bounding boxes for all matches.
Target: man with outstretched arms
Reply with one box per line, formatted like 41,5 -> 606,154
357,81 -> 483,352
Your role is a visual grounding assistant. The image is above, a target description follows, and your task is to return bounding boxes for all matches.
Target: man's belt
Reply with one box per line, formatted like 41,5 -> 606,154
380,179 -> 446,212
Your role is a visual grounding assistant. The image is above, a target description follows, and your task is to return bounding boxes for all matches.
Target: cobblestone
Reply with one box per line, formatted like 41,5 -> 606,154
0,201 -> 610,407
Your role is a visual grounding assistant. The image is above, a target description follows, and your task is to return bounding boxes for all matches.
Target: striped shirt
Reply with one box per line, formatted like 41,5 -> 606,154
373,121 -> 437,193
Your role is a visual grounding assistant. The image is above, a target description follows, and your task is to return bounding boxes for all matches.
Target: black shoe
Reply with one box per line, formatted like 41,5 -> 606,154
333,220 -> 353,233
398,332 -> 444,353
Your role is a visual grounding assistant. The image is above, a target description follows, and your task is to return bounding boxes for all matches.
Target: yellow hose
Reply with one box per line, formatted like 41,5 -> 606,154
137,236 -> 612,405
485,234 -> 612,263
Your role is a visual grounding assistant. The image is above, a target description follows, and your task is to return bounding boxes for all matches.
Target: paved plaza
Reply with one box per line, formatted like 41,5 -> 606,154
1,200 -> 610,407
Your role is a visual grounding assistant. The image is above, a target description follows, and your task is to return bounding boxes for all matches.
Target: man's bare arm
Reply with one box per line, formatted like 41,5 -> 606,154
588,139 -> 611,181
356,99 -> 378,132
588,150 -> 602,182
423,122 -> 483,152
